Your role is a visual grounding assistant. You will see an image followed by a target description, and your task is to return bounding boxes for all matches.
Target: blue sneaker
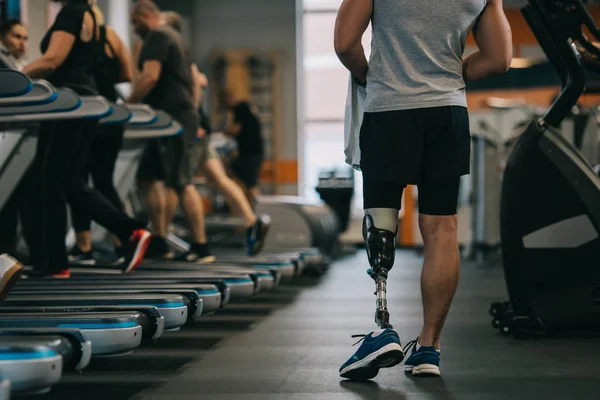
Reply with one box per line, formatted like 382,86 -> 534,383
247,215 -> 271,256
403,338 -> 441,377
339,329 -> 404,381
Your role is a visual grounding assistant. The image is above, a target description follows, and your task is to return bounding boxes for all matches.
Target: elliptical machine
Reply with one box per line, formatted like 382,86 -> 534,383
490,0 -> 600,338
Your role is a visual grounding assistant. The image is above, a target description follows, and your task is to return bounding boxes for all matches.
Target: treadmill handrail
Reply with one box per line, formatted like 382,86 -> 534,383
124,119 -> 183,139
77,96 -> 113,120
125,104 -> 157,125
0,80 -> 56,106
0,69 -> 33,98
131,110 -> 173,129
0,92 -> 113,123
99,103 -> 133,125
0,88 -> 80,116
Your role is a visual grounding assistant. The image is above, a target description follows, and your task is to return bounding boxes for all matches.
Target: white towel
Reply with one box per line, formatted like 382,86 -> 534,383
344,74 -> 367,171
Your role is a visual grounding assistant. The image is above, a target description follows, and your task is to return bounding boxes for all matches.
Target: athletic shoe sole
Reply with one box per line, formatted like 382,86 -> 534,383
0,261 -> 23,302
196,255 -> 216,264
339,343 -> 404,381
123,231 -> 152,274
68,258 -> 96,266
405,363 -> 441,377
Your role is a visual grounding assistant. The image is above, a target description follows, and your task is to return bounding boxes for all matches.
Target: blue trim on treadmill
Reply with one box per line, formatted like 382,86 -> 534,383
223,278 -> 253,284
0,349 -> 57,360
57,322 -> 138,329
119,302 -> 185,308
12,91 -> 58,107
196,289 -> 220,295
0,82 -> 34,98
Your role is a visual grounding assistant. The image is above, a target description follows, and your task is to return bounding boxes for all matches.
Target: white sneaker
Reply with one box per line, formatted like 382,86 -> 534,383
0,254 -> 23,302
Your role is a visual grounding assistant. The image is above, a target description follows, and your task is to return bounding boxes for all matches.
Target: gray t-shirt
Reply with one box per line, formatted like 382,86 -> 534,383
139,25 -> 194,115
364,0 -> 487,112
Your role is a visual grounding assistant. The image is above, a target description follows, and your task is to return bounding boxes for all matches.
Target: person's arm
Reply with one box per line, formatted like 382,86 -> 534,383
190,63 -> 202,109
463,0 -> 513,82
333,0 -> 372,84
22,6 -> 84,79
229,122 -> 242,136
127,60 -> 161,104
22,32 -> 75,78
130,39 -> 143,80
226,109 -> 242,137
127,31 -> 168,104
107,26 -> 133,83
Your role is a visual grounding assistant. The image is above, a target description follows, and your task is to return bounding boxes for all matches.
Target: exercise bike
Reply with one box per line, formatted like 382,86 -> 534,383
490,0 -> 600,338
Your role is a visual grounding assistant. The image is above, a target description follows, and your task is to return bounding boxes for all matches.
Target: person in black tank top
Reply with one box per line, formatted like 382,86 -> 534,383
19,0 -> 150,277
68,5 -> 135,264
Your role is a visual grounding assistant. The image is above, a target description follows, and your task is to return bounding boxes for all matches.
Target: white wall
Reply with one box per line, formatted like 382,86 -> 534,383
20,0 -> 50,61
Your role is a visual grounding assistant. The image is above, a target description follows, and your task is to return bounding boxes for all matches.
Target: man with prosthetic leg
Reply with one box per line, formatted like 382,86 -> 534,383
335,0 -> 512,380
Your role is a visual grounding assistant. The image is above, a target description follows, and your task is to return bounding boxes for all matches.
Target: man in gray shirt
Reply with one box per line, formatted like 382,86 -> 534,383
335,0 -> 512,379
129,0 -> 214,263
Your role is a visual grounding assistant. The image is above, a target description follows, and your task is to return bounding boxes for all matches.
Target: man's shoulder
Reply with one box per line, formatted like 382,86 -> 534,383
151,26 -> 180,41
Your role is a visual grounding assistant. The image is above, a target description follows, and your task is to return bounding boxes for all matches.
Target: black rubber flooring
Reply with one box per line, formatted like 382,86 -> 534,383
46,250 -> 600,400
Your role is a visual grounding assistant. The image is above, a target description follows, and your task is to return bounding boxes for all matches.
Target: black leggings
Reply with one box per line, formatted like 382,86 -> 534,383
20,119 -> 144,274
71,124 -> 126,232
0,180 -> 24,254
363,174 -> 461,216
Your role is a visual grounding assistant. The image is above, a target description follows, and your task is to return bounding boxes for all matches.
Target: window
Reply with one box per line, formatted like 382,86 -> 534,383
302,3 -> 371,213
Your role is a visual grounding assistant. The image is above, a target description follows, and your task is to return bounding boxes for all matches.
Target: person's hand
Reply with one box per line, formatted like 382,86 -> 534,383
198,72 -> 208,88
197,128 -> 207,138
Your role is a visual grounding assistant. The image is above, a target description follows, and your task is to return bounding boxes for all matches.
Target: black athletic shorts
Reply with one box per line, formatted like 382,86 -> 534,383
136,109 -> 210,189
232,155 -> 263,188
360,106 -> 470,215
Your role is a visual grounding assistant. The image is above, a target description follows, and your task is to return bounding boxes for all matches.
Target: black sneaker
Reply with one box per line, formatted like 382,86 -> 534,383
175,243 -> 215,264
144,235 -> 174,260
247,215 -> 271,256
68,247 -> 95,265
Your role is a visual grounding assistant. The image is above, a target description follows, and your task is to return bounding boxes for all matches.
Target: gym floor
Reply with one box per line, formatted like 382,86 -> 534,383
44,250 -> 600,400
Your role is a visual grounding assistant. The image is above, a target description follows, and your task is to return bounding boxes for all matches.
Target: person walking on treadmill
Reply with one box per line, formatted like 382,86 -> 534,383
20,0 -> 151,278
225,91 -> 265,201
68,2 -> 137,265
129,0 -> 213,262
162,10 -> 271,256
335,0 -> 512,379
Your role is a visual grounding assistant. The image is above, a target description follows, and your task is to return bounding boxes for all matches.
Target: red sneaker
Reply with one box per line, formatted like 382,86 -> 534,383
51,269 -> 71,279
122,229 -> 151,274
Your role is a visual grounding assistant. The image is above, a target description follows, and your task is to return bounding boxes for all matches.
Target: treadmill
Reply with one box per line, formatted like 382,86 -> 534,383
61,104 -> 262,301
0,72 -> 192,353
96,92 -> 320,280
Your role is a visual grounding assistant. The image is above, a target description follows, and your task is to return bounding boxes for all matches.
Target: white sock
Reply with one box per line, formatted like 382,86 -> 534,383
365,208 -> 399,232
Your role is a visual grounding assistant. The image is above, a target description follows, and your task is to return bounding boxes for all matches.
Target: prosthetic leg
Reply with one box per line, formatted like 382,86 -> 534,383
363,214 -> 397,329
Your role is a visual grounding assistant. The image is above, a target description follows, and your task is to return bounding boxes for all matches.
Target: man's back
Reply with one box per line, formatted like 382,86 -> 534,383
139,25 -> 194,114
365,0 -> 487,112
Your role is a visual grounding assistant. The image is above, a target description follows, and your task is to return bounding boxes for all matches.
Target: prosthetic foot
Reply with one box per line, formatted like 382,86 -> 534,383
363,214 -> 397,329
